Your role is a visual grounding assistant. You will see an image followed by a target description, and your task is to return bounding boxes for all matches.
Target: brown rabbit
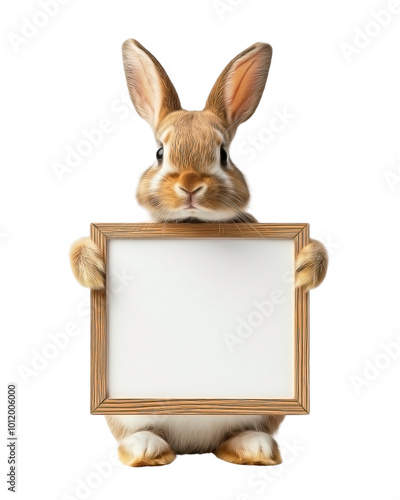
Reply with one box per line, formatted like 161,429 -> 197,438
70,39 -> 328,467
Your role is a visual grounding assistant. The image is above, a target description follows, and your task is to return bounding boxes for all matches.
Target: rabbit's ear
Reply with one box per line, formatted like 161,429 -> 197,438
205,43 -> 272,134
122,39 -> 181,130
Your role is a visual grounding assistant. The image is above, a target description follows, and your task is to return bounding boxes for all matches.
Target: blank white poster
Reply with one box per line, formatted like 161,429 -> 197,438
107,238 -> 295,399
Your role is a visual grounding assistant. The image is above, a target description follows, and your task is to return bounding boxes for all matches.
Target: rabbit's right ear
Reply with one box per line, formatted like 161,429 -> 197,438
122,39 -> 182,130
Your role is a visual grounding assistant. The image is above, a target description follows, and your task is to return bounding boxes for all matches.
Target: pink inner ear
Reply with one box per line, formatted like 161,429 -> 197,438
228,55 -> 261,122
123,42 -> 162,128
131,61 -> 159,124
136,81 -> 156,120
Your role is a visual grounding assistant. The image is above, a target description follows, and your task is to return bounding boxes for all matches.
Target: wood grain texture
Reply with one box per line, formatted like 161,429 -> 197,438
92,398 -> 307,415
294,225 -> 310,413
91,222 -> 307,239
90,223 -> 310,415
90,224 -> 108,413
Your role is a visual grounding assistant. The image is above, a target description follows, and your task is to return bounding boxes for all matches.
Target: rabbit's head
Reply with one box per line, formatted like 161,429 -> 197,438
122,39 -> 272,222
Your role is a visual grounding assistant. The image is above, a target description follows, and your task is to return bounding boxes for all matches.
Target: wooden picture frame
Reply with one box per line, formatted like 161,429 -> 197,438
90,223 -> 309,415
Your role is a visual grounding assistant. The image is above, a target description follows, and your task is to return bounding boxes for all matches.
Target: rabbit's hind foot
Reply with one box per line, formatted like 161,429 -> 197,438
118,430 -> 176,467
214,430 -> 282,466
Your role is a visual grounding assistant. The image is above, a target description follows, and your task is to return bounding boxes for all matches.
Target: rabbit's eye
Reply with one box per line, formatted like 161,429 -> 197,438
220,146 -> 228,167
156,147 -> 163,163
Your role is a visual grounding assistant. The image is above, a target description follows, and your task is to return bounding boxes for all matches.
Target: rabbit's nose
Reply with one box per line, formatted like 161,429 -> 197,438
177,184 -> 205,195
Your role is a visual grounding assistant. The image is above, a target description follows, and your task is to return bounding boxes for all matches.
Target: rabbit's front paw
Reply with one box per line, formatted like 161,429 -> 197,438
295,238 -> 328,291
69,237 -> 105,290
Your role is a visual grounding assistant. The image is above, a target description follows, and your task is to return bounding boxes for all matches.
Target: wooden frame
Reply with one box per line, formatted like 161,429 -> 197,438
90,223 -> 309,415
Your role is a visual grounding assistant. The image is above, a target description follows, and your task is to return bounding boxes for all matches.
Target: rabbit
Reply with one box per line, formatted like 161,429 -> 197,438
70,39 -> 328,467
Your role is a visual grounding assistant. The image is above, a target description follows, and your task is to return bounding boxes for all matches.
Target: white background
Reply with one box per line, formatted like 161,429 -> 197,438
1,0 -> 400,499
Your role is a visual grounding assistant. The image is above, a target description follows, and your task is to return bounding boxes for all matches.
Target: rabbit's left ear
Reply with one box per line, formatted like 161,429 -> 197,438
205,43 -> 272,136
122,39 -> 181,130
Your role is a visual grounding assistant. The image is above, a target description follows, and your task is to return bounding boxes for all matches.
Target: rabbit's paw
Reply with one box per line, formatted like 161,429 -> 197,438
118,431 -> 176,467
69,237 -> 105,290
295,238 -> 328,291
214,431 -> 282,466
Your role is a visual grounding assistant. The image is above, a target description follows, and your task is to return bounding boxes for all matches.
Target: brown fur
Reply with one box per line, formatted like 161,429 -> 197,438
295,238 -> 328,291
137,110 -> 251,221
205,43 -> 272,138
122,39 -> 181,129
69,237 -> 105,290
260,415 -> 285,435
